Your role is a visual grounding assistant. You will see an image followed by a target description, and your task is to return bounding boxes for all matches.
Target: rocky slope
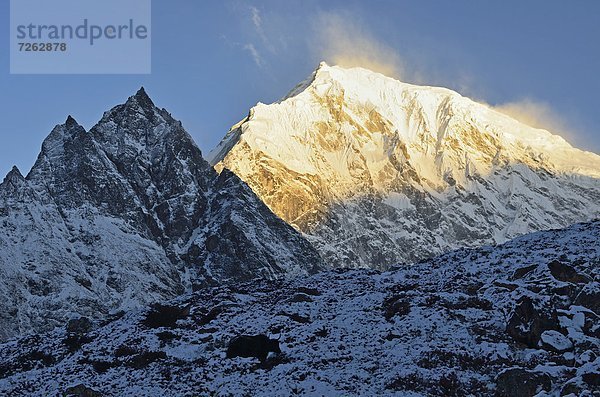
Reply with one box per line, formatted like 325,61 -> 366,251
0,88 -> 322,340
210,62 -> 600,269
0,220 -> 598,396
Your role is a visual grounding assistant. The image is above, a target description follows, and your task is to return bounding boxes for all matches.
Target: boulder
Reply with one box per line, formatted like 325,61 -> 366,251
495,368 -> 552,397
575,282 -> 600,314
63,384 -> 102,397
384,295 -> 411,321
287,293 -> 314,303
506,296 -> 559,348
582,311 -> 600,338
142,303 -> 190,328
539,330 -> 573,353
582,372 -> 600,387
66,317 -> 93,335
548,260 -> 590,284
511,264 -> 538,280
560,380 -> 583,396
296,286 -> 321,296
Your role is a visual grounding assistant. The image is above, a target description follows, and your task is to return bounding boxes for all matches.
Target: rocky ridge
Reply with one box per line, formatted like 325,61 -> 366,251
0,88 -> 323,340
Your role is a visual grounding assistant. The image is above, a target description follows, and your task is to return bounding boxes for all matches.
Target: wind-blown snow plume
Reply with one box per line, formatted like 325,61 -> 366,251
494,99 -> 580,147
312,10 -> 405,79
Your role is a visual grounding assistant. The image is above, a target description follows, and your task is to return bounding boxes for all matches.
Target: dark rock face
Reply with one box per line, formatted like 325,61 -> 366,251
66,318 -> 93,335
0,88 -> 323,340
87,89 -> 213,243
547,260 -> 591,284
575,282 -> 600,314
64,384 -> 102,397
188,169 -> 323,285
495,368 -> 552,397
506,296 -> 559,348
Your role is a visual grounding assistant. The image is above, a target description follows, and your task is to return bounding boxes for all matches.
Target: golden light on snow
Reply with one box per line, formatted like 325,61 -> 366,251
313,10 -> 405,80
492,99 -> 580,147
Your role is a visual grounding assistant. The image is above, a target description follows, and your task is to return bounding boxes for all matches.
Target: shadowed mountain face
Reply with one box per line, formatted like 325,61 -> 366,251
211,63 -> 600,269
0,88 -> 323,340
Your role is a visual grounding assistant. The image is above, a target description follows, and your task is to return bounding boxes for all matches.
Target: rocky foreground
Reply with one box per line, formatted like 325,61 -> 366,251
0,220 -> 598,396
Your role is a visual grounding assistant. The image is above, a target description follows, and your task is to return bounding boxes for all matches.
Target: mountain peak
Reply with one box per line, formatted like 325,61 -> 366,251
92,88 -> 190,156
128,86 -> 155,110
4,165 -> 24,181
65,115 -> 79,129
276,62 -> 332,103
58,115 -> 84,134
0,165 -> 26,192
317,61 -> 330,70
135,86 -> 149,98
0,85 -> 325,341
33,116 -> 87,163
212,62 -> 600,268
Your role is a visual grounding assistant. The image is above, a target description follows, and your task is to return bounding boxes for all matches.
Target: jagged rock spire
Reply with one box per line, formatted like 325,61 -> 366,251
0,86 -> 325,342
2,164 -> 24,184
65,115 -> 78,129
6,165 -> 23,180
126,86 -> 155,110
0,165 -> 27,195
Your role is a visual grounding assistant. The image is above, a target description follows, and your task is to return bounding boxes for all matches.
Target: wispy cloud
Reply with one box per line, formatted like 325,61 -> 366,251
243,43 -> 264,67
250,6 -> 262,33
238,5 -> 275,68
253,6 -> 278,53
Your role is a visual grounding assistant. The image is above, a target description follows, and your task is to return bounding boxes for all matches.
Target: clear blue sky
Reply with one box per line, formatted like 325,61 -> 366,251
1,0 -> 599,179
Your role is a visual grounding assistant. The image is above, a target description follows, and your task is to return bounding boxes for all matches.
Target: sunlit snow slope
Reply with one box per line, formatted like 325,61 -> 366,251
211,62 -> 600,269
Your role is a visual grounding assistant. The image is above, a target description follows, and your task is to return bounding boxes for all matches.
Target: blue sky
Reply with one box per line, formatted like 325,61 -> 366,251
1,0 -> 599,179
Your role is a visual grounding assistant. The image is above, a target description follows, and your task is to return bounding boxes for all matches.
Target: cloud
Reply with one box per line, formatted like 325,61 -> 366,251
250,6 -> 262,32
493,99 -> 575,140
243,43 -> 264,67
311,10 -> 406,79
249,5 -> 276,53
234,5 -> 276,68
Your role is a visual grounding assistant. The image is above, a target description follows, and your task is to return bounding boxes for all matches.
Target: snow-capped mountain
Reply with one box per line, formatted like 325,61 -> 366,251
210,62 -> 600,269
1,220 -> 597,396
0,88 -> 322,341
